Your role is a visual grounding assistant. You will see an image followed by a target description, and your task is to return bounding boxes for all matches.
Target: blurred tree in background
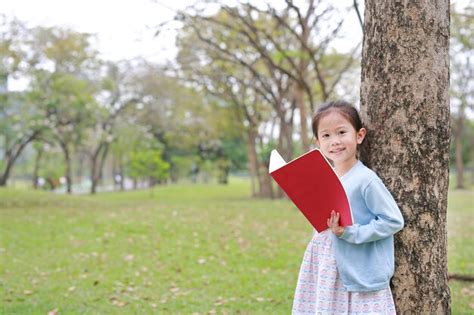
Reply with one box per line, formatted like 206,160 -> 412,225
450,2 -> 474,189
0,1 -> 472,195
174,0 -> 360,197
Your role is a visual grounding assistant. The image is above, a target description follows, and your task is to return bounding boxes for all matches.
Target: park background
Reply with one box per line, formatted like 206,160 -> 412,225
1,0 -> 473,314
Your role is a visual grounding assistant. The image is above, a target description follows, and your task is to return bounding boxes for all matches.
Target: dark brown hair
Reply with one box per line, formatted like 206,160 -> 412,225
312,100 -> 363,139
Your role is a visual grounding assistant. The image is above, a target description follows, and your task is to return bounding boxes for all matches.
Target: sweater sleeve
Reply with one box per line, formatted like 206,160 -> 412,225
340,178 -> 404,244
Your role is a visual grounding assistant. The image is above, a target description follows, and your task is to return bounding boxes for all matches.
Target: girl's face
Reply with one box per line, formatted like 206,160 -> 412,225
315,111 -> 366,169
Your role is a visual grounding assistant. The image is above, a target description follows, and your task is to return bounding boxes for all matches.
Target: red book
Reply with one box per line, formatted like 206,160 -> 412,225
269,149 -> 353,232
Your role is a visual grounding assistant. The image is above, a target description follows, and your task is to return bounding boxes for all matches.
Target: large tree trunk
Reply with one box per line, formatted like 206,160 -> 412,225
360,0 -> 451,313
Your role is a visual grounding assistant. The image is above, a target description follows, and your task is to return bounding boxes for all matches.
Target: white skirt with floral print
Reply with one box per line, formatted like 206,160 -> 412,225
292,230 -> 396,315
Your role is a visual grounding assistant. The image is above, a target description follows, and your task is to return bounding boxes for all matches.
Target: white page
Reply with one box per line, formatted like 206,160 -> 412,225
268,149 -> 287,173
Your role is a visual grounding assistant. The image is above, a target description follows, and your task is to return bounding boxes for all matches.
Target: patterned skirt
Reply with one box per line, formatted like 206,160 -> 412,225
292,230 -> 396,315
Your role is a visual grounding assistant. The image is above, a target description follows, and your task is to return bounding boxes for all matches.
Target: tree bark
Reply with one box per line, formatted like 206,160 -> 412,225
360,0 -> 451,313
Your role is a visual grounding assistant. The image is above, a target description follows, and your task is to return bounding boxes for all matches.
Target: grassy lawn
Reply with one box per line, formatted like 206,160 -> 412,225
447,187 -> 474,314
1,178 -> 473,314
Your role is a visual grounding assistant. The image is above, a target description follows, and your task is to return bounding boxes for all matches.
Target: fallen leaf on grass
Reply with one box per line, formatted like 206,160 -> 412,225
461,286 -> 474,297
112,300 -> 128,307
197,258 -> 206,264
48,309 -> 59,315
23,290 -> 33,295
170,287 -> 180,294
110,297 -> 128,307
124,254 -> 134,262
214,296 -> 227,306
68,286 -> 76,292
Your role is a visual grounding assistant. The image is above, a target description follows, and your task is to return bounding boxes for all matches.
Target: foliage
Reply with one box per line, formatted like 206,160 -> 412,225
169,155 -> 199,182
128,149 -> 170,183
1,3 -> 473,193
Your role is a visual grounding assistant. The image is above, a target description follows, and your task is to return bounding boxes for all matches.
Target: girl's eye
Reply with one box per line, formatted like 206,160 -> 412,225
339,131 -> 347,135
321,134 -> 329,138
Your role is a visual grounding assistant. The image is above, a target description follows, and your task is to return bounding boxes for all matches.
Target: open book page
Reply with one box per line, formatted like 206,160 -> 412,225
269,150 -> 287,173
268,148 -> 352,232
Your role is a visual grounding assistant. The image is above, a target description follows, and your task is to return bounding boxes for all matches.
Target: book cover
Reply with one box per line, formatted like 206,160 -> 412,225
269,149 -> 353,232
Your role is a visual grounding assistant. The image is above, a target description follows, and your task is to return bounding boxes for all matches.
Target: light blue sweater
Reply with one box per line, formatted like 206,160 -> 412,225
332,160 -> 404,292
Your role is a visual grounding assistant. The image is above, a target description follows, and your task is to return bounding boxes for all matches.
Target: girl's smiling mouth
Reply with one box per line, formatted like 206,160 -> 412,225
331,148 -> 345,154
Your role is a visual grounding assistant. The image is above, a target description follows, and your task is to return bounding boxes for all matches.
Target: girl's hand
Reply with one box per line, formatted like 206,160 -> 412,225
327,210 -> 345,237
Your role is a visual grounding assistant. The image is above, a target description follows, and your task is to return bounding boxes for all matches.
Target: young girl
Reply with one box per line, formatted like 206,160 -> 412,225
292,100 -> 404,314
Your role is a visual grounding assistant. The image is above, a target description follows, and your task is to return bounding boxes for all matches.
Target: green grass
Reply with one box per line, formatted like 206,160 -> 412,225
447,188 -> 474,314
0,178 -> 473,314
